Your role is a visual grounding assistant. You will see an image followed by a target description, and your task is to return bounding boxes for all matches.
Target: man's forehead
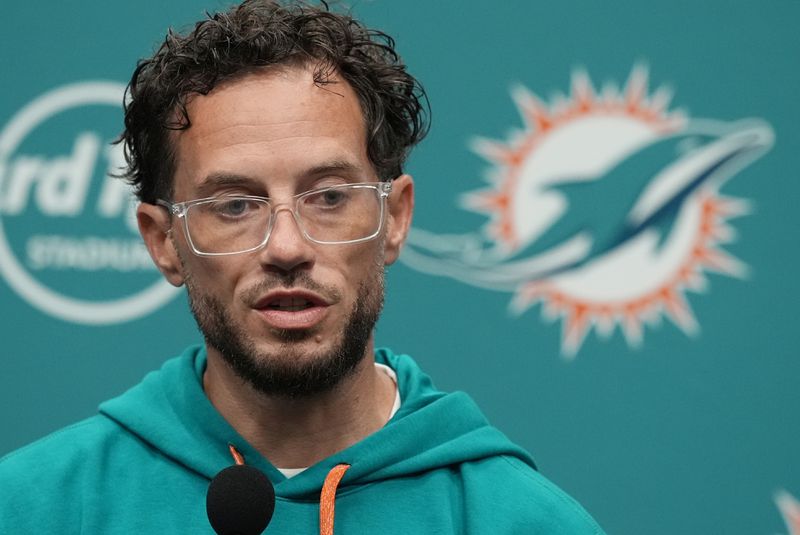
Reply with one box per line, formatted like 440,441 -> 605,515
174,64 -> 365,144
168,63 -> 372,195
185,63 -> 356,116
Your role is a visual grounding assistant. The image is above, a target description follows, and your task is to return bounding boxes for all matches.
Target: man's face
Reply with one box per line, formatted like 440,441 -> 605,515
139,64 -> 413,397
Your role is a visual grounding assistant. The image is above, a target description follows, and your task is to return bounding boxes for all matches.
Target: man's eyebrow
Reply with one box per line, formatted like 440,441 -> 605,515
194,161 -> 368,196
302,160 -> 364,178
195,173 -> 262,196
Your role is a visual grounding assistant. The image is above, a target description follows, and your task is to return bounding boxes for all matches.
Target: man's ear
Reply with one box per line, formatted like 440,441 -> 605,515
384,174 -> 414,266
137,203 -> 185,287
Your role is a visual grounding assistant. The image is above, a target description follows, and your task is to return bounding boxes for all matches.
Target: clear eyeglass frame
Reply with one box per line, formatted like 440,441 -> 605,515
156,181 -> 393,256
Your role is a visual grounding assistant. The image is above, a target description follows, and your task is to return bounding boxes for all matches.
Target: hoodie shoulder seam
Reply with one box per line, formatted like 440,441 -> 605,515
499,455 -> 603,534
0,416 -> 106,465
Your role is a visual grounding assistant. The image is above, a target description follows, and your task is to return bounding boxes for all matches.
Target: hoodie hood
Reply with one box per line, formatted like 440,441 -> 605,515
99,345 -> 536,501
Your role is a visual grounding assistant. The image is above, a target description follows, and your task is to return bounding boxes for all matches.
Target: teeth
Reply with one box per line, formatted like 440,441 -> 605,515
269,297 -> 312,311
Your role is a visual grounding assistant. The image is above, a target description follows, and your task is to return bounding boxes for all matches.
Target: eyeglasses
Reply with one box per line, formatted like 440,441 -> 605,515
157,182 -> 392,256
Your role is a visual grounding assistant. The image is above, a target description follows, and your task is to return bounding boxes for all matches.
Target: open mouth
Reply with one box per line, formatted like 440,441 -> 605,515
255,291 -> 329,330
266,297 -> 316,312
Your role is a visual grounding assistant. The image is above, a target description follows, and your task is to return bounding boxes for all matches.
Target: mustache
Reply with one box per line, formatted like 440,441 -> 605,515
241,271 -> 342,305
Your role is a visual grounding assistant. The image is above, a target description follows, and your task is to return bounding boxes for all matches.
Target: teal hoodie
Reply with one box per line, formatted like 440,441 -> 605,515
0,346 -> 605,534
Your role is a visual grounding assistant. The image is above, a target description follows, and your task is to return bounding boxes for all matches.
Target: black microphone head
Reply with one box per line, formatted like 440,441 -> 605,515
206,464 -> 276,535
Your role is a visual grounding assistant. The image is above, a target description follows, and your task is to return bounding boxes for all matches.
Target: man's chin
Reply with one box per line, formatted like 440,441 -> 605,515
224,343 -> 367,399
268,326 -> 318,343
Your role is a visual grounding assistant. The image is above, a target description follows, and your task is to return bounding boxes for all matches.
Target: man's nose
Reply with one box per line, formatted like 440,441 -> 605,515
258,207 -> 314,273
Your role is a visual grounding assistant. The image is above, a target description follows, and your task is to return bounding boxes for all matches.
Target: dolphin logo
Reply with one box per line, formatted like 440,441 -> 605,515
401,67 -> 775,356
404,120 -> 773,289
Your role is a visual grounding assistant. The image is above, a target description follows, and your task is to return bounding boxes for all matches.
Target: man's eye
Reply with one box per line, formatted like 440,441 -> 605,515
323,190 -> 346,206
213,198 -> 255,217
308,188 -> 350,208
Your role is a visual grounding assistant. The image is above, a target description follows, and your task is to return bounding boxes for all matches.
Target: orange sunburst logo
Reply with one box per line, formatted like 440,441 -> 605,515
402,65 -> 773,357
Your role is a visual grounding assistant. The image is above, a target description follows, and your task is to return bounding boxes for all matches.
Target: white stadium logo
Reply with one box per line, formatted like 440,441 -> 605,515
0,81 -> 180,324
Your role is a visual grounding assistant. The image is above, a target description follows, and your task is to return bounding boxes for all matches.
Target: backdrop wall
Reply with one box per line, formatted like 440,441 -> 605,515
2,2 -> 798,534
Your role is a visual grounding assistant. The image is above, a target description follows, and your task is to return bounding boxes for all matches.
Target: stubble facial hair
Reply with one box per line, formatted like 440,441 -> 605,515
183,261 -> 385,399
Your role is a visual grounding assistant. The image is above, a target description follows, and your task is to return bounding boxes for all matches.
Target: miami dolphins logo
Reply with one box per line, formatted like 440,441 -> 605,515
402,66 -> 774,357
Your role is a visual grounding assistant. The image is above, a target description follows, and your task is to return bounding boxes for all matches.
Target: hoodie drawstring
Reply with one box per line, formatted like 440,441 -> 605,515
228,443 -> 245,465
320,463 -> 351,535
227,444 -> 351,535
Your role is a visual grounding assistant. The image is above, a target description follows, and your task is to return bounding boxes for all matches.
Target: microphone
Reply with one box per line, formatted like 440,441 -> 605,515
206,464 -> 276,535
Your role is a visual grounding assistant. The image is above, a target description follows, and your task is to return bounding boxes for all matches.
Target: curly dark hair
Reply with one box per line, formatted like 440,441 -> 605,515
119,0 -> 429,203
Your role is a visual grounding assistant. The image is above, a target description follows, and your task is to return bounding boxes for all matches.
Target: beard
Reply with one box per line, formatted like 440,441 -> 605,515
184,266 -> 384,399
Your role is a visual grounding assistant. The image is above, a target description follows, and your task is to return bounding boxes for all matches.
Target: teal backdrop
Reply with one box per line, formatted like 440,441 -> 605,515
1,2 -> 798,534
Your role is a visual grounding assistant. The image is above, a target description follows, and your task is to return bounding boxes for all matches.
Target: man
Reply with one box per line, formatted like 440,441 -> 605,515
0,1 -> 605,533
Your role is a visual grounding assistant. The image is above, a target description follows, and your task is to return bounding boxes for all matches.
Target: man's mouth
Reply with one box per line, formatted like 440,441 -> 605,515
253,290 -> 331,330
266,297 -> 316,312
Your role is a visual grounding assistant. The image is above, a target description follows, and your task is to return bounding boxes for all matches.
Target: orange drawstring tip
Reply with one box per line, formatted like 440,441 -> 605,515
320,463 -> 351,535
228,443 -> 245,466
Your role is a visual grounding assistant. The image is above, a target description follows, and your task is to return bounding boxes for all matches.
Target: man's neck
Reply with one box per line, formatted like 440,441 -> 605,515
202,342 -> 396,469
